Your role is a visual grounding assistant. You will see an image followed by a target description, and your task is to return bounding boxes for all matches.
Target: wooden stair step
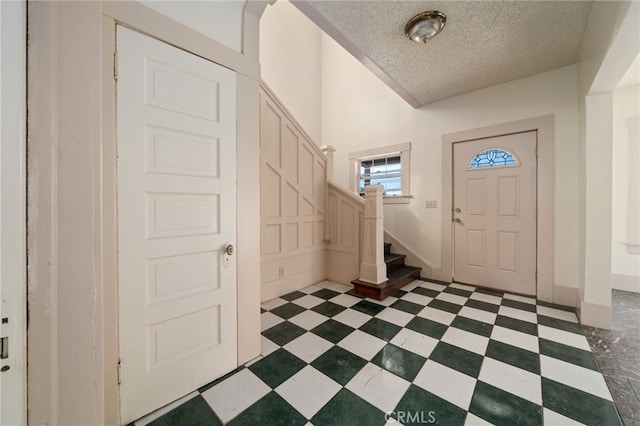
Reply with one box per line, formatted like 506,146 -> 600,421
351,265 -> 421,301
383,242 -> 392,255
384,252 -> 406,272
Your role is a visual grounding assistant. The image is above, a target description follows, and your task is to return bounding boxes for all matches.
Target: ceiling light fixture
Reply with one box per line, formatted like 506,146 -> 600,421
405,11 -> 447,43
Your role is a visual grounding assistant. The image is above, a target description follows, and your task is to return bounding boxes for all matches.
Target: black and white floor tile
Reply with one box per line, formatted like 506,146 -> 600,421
135,280 -> 623,426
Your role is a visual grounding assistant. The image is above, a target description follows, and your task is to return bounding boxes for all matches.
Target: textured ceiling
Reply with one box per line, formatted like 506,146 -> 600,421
292,1 -> 594,107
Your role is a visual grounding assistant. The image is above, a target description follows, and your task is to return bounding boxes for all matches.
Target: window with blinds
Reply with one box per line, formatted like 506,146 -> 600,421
359,155 -> 402,196
349,142 -> 411,204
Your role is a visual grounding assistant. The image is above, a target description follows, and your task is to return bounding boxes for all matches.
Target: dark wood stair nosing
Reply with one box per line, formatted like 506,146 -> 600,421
384,253 -> 406,273
351,266 -> 421,301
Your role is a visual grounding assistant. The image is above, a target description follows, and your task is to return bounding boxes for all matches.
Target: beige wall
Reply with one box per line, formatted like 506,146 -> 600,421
260,0 -> 322,143
612,83 -> 640,291
260,88 -> 327,301
27,1 -> 264,424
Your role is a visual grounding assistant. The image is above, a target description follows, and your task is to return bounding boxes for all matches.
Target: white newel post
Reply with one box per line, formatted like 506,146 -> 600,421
320,145 -> 335,182
360,185 -> 387,284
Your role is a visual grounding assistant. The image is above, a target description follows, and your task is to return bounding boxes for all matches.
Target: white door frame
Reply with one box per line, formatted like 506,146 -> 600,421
441,115 -> 555,302
0,1 -> 27,424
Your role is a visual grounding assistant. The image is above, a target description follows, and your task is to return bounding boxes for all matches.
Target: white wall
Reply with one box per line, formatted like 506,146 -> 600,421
576,1 -> 639,327
258,0 -> 639,318
260,0 -> 322,143
141,1 -> 244,52
414,66 -> 579,287
321,33 -> 415,188
612,83 -> 640,291
321,45 -> 580,290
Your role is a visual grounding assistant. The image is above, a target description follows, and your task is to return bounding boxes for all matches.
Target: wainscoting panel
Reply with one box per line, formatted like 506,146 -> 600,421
326,183 -> 364,285
260,88 -> 328,300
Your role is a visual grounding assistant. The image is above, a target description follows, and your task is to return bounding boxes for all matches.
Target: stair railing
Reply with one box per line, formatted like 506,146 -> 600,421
321,145 -> 386,286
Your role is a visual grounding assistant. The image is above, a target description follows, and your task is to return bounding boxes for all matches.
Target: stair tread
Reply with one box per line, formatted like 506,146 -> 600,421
384,253 -> 406,263
352,266 -> 421,288
387,265 -> 421,280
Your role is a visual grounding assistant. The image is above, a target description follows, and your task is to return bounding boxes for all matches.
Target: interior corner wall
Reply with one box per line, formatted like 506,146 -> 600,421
320,32 -> 415,189
576,1 -> 639,325
413,66 -> 580,286
321,54 -> 580,289
612,83 -> 640,292
260,0 -> 322,144
583,92 -> 614,313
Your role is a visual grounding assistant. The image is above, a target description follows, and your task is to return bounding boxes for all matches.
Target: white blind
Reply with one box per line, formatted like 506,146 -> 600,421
359,155 -> 402,196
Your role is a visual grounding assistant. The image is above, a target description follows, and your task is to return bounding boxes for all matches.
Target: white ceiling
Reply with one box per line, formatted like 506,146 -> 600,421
292,1 -> 594,107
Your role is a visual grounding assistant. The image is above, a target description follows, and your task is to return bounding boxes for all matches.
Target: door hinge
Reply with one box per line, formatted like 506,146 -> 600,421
113,52 -> 118,80
0,336 -> 8,359
117,358 -> 122,384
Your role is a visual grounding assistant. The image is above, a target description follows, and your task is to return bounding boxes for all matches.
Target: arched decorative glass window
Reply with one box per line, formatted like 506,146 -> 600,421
468,148 -> 518,169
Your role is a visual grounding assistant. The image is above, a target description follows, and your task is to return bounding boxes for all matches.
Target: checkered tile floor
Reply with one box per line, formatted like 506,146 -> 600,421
137,280 -> 622,426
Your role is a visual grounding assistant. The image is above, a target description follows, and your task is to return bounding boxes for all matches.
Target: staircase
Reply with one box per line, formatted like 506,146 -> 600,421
351,243 -> 422,300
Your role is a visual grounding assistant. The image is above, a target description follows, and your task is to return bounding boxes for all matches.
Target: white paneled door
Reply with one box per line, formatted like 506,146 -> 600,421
453,131 -> 537,295
117,27 -> 237,423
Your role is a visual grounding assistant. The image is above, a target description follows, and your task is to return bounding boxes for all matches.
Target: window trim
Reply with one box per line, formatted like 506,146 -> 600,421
349,142 -> 412,204
467,147 -> 520,170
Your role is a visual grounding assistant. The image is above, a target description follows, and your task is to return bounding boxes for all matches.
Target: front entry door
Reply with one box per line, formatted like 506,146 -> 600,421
117,27 -> 237,423
453,131 -> 537,295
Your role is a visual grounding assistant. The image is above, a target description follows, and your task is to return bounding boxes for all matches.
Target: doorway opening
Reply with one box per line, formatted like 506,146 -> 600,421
441,115 -> 555,302
452,131 -> 537,295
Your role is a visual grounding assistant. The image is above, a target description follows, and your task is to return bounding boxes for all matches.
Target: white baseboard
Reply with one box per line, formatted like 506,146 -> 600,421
612,273 -> 640,293
579,300 -> 612,330
261,266 -> 326,302
553,284 -> 577,307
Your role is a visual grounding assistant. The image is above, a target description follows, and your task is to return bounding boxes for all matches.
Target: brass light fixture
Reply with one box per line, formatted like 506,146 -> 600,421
405,11 -> 447,43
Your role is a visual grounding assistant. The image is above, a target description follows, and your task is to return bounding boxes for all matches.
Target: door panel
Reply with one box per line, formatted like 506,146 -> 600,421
453,132 -> 537,295
117,27 -> 237,423
467,179 -> 485,215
